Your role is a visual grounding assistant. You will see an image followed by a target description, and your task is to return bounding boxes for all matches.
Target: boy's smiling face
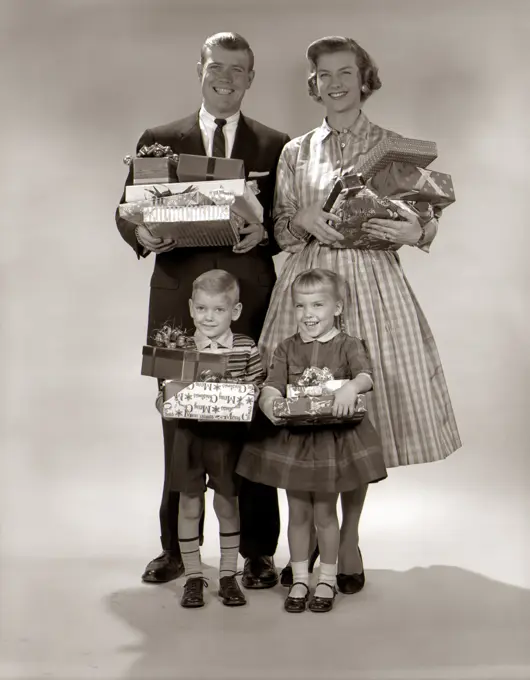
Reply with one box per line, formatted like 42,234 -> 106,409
189,290 -> 242,340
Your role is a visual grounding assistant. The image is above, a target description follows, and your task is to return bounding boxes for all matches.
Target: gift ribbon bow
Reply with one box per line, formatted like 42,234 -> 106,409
123,143 -> 179,165
153,324 -> 195,349
296,366 -> 335,386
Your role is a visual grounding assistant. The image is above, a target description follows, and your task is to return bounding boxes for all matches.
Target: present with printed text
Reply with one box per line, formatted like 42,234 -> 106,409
162,380 -> 255,422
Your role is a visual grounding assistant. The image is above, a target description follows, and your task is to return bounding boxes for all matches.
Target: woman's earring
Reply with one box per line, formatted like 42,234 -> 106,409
361,84 -> 369,94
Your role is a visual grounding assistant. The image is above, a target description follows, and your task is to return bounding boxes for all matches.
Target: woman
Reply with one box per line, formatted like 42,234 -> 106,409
259,36 -> 462,594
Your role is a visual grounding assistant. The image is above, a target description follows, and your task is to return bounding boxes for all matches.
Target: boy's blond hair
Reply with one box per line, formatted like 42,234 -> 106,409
192,269 -> 240,304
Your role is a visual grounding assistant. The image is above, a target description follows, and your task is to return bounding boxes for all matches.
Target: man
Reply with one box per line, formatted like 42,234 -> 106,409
115,32 -> 289,590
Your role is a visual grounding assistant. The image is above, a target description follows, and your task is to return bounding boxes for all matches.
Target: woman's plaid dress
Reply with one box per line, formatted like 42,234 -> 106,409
258,113 -> 461,468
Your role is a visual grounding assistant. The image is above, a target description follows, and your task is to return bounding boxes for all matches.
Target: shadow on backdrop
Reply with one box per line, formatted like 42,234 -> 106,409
105,565 -> 530,680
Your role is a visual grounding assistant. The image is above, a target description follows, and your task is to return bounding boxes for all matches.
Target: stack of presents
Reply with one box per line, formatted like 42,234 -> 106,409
121,137 -> 455,423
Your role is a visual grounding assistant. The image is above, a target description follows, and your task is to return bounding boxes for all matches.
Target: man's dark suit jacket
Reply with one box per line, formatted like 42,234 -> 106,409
115,112 -> 290,343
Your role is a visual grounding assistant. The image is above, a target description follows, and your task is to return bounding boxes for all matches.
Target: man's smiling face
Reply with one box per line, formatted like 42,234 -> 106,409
198,45 -> 254,118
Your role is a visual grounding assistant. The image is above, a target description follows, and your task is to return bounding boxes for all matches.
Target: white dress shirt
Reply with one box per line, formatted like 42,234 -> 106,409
199,106 -> 240,158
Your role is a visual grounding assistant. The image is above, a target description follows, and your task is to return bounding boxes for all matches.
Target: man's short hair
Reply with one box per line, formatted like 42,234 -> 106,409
200,31 -> 254,71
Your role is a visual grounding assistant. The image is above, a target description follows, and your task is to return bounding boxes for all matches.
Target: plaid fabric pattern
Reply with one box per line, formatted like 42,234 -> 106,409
259,114 -> 461,468
237,332 -> 386,493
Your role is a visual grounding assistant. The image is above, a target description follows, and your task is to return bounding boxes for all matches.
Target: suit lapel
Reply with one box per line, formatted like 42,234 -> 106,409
178,113 -> 207,155
231,115 -> 257,176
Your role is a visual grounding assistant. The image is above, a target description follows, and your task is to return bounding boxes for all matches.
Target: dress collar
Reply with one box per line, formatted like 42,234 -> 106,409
299,326 -> 341,344
194,328 -> 234,351
315,110 -> 371,142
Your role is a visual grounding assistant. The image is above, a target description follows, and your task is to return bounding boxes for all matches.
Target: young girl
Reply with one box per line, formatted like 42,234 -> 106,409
236,269 -> 387,613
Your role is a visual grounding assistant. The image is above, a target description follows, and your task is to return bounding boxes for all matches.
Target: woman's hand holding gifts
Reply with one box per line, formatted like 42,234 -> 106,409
292,202 -> 345,246
361,204 -> 424,247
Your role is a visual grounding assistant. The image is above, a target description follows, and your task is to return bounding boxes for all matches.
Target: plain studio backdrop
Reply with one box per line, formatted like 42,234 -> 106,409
1,1 -> 529,679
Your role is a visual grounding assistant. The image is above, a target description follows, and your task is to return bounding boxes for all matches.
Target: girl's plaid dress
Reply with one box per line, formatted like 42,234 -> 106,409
236,332 -> 387,493
258,113 -> 462,468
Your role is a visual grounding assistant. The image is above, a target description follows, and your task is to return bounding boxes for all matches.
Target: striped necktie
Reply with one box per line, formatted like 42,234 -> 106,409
212,118 -> 227,158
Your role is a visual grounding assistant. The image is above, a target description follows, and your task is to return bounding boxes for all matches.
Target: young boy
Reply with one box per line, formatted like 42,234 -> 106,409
156,269 -> 265,608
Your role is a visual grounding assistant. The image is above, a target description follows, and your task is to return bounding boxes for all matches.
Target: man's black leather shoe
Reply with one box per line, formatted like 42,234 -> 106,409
241,556 -> 278,589
142,550 -> 184,584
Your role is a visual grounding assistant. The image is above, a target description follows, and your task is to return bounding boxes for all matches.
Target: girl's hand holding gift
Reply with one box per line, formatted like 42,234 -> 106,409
332,381 -> 360,418
259,385 -> 286,425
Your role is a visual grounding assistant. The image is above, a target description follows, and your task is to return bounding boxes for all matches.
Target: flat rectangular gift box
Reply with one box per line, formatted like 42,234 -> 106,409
141,345 -> 228,380
124,178 -> 264,224
272,394 -> 367,426
369,162 -> 455,208
162,380 -> 255,422
143,205 -> 243,246
286,379 -> 349,399
354,137 -> 438,179
177,154 -> 245,182
131,157 -> 179,185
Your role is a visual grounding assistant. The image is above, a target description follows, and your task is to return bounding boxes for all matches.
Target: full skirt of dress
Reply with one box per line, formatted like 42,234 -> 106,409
259,244 -> 462,468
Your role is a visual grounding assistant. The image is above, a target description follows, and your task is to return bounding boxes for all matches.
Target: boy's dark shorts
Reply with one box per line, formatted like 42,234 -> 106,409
168,420 -> 248,497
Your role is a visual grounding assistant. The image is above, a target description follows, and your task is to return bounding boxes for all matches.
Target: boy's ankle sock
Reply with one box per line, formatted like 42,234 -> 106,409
179,536 -> 203,581
289,559 -> 309,598
219,531 -> 240,579
315,562 -> 337,598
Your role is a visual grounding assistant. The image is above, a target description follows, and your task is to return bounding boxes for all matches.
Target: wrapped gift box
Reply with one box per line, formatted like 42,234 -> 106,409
323,181 -> 430,250
272,394 -> 367,426
131,157 -> 179,185
177,154 -> 245,182
332,192 -> 416,251
355,137 -> 438,179
143,204 -> 243,246
118,190 -> 213,227
369,162 -> 455,208
125,178 -> 263,223
141,345 -> 228,380
162,380 -> 255,422
286,379 -> 349,398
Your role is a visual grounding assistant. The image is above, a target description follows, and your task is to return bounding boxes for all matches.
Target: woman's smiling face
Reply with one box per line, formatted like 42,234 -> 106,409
315,50 -> 362,115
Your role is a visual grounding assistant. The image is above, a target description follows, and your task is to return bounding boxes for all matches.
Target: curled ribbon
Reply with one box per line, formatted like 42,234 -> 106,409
123,143 -> 179,165
153,324 -> 195,349
297,366 -> 335,386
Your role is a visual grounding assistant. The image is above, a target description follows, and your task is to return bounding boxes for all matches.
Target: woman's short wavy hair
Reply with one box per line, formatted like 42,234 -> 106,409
306,36 -> 381,103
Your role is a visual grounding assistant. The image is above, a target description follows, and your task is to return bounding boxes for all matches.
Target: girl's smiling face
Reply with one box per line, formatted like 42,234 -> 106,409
293,288 -> 343,339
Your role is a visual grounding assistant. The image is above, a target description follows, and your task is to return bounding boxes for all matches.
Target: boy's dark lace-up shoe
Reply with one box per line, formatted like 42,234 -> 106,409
218,575 -> 247,606
180,577 -> 207,608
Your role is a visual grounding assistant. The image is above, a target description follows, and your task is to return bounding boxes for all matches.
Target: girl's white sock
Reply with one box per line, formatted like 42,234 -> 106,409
315,562 -> 337,599
290,559 -> 309,599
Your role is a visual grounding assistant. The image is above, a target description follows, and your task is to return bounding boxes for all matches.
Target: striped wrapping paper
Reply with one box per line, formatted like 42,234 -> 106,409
143,205 -> 242,246
355,137 -> 438,178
